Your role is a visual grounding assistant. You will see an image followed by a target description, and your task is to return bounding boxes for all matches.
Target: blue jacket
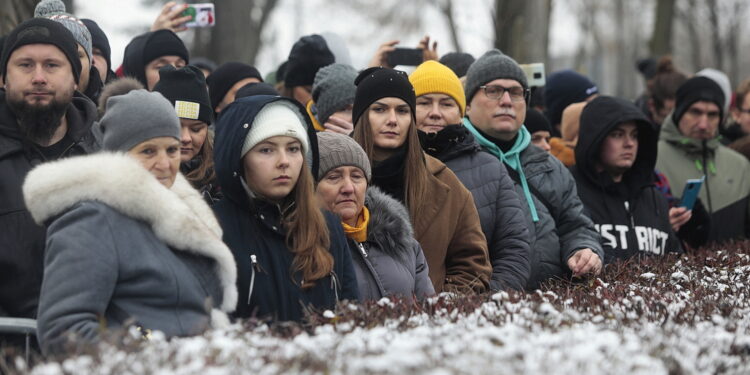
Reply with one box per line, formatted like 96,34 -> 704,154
213,96 -> 358,321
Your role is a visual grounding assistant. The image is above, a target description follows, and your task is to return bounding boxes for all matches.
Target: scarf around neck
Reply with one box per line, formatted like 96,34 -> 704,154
342,206 -> 370,243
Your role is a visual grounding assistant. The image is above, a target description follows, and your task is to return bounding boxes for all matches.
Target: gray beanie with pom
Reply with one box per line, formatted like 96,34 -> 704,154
34,0 -> 92,62
312,63 -> 357,125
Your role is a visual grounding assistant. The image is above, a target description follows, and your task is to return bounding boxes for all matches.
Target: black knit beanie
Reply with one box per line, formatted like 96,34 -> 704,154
81,19 -> 111,72
122,29 -> 188,87
544,69 -> 598,126
524,108 -> 552,134
284,34 -> 334,88
1,18 -> 81,84
672,76 -> 725,125
439,52 -> 475,78
236,82 -> 279,99
206,62 -> 263,109
352,67 -> 416,125
153,65 -> 213,125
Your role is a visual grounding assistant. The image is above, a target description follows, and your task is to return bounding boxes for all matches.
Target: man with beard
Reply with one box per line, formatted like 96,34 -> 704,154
0,18 -> 98,320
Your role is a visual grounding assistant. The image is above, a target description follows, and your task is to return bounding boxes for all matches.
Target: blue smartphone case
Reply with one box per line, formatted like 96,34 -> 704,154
679,176 -> 705,210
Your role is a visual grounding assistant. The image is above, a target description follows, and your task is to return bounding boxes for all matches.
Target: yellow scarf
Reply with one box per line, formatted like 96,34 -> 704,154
342,206 -> 369,243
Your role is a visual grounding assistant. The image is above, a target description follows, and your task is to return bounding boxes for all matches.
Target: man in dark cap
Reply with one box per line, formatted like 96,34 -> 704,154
122,29 -> 189,90
206,62 -> 263,115
656,76 -> 750,244
82,18 -> 116,84
282,34 -> 334,106
0,18 -> 99,319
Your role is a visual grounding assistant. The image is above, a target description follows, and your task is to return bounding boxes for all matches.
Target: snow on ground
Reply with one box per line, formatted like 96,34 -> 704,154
13,249 -> 750,374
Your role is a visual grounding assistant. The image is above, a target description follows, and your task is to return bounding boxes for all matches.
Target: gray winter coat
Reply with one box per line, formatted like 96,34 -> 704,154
420,126 -> 531,291
348,187 -> 435,300
22,153 -> 238,354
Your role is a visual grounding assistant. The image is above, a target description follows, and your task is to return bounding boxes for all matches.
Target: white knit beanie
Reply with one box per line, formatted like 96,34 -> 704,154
241,101 -> 310,158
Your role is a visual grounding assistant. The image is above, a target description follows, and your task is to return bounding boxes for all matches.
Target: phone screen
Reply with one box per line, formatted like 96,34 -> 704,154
387,48 -> 423,67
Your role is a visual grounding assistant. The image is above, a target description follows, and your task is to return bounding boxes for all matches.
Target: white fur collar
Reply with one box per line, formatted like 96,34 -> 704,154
23,152 -> 238,313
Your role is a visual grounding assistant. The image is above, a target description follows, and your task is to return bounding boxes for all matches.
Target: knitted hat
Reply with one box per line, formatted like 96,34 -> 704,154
696,68 -> 732,116
637,58 -> 657,80
463,49 -> 528,103
544,69 -> 598,126
1,18 -> 81,84
320,32 -> 353,66
191,57 -> 217,74
122,30 -> 189,87
241,100 -> 310,157
439,52 -> 475,78
207,62 -> 263,110
100,89 -> 181,152
316,131 -> 371,182
81,19 -> 111,72
672,76 -> 725,125
236,82 -> 279,99
34,0 -> 92,62
352,67 -> 416,125
312,63 -> 357,124
153,65 -> 214,125
524,108 -> 552,134
284,34 -> 335,88
409,60 -> 466,116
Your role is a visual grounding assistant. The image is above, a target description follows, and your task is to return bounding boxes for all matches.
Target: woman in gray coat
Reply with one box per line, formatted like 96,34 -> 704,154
315,132 -> 435,300
23,90 -> 237,354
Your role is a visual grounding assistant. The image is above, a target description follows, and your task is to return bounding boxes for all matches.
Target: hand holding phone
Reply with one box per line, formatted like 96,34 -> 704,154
172,3 -> 216,28
679,176 -> 705,210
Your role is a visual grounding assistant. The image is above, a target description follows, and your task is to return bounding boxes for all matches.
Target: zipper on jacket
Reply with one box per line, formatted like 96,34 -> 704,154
248,254 -> 263,304
330,272 -> 340,302
624,201 -> 635,229
701,140 -> 713,214
357,242 -> 368,258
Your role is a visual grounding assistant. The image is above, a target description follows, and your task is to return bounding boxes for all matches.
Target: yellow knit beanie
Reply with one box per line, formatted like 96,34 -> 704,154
409,60 -> 466,116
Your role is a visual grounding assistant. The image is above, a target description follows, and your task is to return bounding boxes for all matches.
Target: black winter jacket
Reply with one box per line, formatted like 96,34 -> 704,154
0,90 -> 99,318
571,96 -> 683,263
213,95 -> 357,322
419,125 -> 531,291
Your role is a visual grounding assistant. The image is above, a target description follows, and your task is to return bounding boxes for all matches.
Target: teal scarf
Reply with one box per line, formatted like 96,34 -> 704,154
462,118 -> 539,222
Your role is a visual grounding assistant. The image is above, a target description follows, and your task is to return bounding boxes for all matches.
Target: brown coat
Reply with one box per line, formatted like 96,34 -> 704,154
413,155 -> 491,294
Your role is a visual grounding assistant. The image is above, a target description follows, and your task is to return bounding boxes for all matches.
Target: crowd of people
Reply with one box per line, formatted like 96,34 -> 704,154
2,0 -> 750,356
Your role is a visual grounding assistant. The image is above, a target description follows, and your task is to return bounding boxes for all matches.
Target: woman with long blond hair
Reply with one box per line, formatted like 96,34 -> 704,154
351,67 -> 491,294
213,95 -> 358,321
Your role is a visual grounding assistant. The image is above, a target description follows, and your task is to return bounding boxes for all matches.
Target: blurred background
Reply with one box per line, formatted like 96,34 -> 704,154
1,0 -> 748,99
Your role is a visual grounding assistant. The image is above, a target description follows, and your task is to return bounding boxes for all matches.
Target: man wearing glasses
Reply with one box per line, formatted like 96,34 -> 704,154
657,76 -> 750,243
461,50 -> 603,290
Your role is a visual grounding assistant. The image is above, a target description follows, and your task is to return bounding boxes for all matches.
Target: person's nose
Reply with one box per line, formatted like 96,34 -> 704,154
31,65 -> 48,85
180,128 -> 191,145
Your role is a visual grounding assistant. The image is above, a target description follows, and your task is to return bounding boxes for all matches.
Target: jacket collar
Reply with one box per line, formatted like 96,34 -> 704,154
22,152 -> 237,312
365,186 -> 418,259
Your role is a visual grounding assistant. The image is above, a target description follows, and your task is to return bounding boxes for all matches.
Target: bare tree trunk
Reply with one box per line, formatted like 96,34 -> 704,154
706,0 -> 723,70
438,0 -> 462,53
614,0 -> 627,97
190,0 -> 278,65
649,0 -> 675,57
493,0 -> 550,63
493,0 -> 525,55
677,0 -> 702,71
0,0 -> 36,35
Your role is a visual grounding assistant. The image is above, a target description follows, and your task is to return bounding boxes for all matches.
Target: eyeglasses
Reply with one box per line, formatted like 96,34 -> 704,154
480,85 -> 528,102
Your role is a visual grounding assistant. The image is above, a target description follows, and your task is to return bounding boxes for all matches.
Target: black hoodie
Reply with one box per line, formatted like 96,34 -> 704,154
0,90 -> 99,318
571,96 -> 682,263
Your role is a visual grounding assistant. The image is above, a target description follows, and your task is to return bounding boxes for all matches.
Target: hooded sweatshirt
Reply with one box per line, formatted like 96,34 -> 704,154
571,96 -> 682,263
656,109 -> 750,243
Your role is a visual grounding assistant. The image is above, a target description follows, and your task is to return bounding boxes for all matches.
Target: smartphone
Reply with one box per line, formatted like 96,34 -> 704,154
679,176 -> 705,210
387,48 -> 423,67
176,3 -> 215,28
520,63 -> 546,87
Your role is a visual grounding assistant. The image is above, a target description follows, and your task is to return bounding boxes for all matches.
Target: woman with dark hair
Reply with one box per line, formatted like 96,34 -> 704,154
213,95 -> 358,321
351,67 -> 491,294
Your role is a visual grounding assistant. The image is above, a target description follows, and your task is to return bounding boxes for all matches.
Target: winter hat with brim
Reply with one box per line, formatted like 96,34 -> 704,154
312,63 -> 357,124
207,62 -> 263,110
409,60 -> 466,116
240,100 -> 310,158
353,67 -> 416,126
122,29 -> 189,87
153,65 -> 214,125
544,69 -> 598,126
463,49 -> 528,103
81,19 -> 111,72
672,76 -> 725,126
34,0 -> 92,63
317,131 -> 371,182
1,18 -> 81,84
100,89 -> 181,152
284,34 -> 335,88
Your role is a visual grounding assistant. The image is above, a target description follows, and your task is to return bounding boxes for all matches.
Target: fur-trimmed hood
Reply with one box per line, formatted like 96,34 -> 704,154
22,152 -> 238,312
365,186 -> 417,259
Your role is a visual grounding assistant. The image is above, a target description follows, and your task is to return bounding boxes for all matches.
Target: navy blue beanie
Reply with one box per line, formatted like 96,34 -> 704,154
544,69 -> 598,126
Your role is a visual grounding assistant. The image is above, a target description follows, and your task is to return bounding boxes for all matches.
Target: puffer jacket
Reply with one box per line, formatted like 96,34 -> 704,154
463,120 -> 604,290
23,153 -> 237,355
571,96 -> 683,263
656,112 -> 750,243
419,125 -> 530,291
0,90 -> 99,319
213,95 -> 357,322
347,187 -> 435,300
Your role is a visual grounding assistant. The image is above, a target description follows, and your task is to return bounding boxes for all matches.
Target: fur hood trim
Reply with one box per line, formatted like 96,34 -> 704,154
23,152 -> 238,312
365,186 -> 418,259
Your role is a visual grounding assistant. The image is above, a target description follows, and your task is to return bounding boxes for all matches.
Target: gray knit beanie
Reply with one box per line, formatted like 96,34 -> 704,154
100,90 -> 181,152
312,63 -> 357,124
34,0 -> 92,62
316,131 -> 371,182
464,49 -> 527,102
